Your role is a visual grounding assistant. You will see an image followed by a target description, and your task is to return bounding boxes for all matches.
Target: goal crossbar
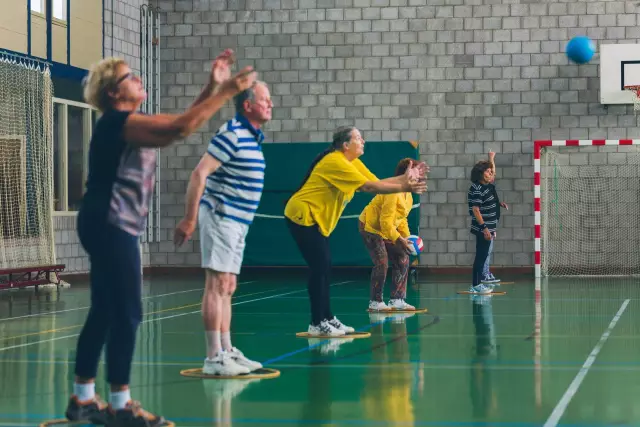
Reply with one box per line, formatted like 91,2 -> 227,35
534,139 -> 640,278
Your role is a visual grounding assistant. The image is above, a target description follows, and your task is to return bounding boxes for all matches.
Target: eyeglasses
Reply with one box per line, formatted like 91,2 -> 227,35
114,72 -> 133,86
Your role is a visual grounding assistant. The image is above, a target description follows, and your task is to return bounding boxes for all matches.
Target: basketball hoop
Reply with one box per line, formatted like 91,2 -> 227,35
624,85 -> 640,111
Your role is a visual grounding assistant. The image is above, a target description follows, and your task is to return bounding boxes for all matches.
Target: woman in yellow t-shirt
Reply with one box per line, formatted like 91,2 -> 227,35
284,126 -> 427,337
359,158 -> 420,312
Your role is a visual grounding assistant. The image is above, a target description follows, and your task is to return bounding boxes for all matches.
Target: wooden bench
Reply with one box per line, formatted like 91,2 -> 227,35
0,264 -> 66,291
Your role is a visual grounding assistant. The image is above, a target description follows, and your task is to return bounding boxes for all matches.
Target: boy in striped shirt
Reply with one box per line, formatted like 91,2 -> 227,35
175,80 -> 272,376
468,160 -> 498,295
482,150 -> 508,286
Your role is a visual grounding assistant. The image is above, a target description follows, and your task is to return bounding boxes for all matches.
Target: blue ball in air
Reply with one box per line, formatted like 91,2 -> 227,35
566,36 -> 596,64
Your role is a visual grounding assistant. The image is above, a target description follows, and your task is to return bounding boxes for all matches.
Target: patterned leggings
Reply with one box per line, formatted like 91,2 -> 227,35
359,221 -> 409,302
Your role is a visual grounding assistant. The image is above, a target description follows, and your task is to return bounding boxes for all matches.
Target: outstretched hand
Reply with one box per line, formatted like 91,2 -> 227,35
407,161 -> 429,182
209,49 -> 258,97
211,49 -> 235,88
218,65 -> 258,97
402,166 -> 427,194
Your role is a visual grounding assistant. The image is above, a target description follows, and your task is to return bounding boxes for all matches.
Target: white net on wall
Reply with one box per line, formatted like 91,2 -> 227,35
0,54 -> 55,269
540,145 -> 640,276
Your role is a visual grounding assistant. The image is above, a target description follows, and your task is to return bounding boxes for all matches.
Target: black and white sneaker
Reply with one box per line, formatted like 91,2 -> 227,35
307,320 -> 345,337
328,316 -> 355,334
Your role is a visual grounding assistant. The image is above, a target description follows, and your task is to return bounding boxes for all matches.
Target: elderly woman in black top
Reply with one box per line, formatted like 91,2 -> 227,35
467,160 -> 497,295
62,49 -> 256,426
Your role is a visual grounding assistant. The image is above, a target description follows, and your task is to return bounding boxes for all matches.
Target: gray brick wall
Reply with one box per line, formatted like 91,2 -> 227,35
154,0 -> 640,269
51,0 -> 149,276
54,216 -> 151,275
53,216 -> 89,274
104,0 -> 148,73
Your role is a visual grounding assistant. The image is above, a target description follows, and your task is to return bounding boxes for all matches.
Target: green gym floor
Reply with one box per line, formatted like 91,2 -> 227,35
0,271 -> 639,426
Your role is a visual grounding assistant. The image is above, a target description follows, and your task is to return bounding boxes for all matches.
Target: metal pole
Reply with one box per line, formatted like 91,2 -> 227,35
154,5 -> 161,243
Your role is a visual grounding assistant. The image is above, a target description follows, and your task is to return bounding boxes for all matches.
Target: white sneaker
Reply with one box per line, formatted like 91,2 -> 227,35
369,300 -> 391,311
471,295 -> 493,305
369,312 -> 391,324
307,320 -> 345,337
469,284 -> 493,295
327,316 -> 355,334
203,352 -> 250,376
390,312 -> 416,324
308,337 -> 355,355
481,273 -> 500,284
226,347 -> 263,371
202,377 -> 258,400
388,299 -> 416,311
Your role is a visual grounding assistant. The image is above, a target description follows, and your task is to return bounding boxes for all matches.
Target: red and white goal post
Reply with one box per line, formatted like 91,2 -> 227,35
534,139 -> 640,278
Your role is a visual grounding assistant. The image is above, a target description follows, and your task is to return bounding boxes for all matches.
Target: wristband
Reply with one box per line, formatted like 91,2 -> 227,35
480,223 -> 487,230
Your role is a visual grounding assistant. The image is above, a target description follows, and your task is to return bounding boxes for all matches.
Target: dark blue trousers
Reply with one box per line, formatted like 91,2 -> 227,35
473,232 -> 492,287
74,211 -> 142,385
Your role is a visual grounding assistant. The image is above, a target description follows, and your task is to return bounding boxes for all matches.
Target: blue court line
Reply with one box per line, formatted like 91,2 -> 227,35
271,296 -> 640,302
0,414 -> 633,427
259,316 -> 398,366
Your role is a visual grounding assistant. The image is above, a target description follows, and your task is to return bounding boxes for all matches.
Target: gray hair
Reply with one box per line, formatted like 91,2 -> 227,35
233,80 -> 266,113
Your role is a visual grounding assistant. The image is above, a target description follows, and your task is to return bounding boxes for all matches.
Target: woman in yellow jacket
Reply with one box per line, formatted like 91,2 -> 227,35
285,127 -> 427,337
359,158 -> 418,312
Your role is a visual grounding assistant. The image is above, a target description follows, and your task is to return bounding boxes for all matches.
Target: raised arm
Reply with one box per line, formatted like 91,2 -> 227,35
124,50 -> 256,148
488,150 -> 496,178
360,163 -> 428,194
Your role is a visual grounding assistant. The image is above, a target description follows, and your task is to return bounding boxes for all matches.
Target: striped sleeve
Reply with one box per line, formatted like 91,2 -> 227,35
467,184 -> 483,208
207,130 -> 239,164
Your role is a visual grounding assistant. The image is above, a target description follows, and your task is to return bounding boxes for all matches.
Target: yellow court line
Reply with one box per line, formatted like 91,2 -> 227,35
1,303 -> 200,341
0,288 -> 279,342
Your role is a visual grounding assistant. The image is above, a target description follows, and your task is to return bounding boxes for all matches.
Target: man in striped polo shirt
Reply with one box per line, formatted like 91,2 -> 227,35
175,79 -> 272,376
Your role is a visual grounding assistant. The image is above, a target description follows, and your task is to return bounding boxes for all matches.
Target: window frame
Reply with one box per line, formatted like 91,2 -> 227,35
30,0 -> 44,14
53,97 -> 98,216
52,0 -> 67,22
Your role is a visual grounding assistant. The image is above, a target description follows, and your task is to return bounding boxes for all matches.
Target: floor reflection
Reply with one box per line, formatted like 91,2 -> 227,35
469,295 -> 499,420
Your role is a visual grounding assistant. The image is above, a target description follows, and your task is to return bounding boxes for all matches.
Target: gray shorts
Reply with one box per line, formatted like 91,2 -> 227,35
198,204 -> 249,275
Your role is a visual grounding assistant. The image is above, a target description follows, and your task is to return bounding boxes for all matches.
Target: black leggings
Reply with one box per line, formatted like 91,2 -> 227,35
472,232 -> 492,286
286,219 -> 333,326
74,212 -> 142,385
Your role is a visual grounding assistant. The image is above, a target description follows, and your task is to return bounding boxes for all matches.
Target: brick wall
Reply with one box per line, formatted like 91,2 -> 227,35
104,0 -> 148,73
154,0 -> 640,269
53,0 -> 150,275
53,216 -> 152,275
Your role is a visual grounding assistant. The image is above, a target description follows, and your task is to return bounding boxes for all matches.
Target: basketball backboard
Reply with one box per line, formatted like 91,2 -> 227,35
600,43 -> 640,105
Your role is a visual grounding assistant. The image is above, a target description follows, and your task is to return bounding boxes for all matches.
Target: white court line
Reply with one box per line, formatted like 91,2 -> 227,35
543,299 -> 630,427
0,423 -> 38,426
144,281 -> 353,323
0,281 -> 353,353
0,281 -> 256,323
8,359 -> 640,373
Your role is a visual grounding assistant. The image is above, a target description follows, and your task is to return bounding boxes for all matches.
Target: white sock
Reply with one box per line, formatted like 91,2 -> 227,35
74,383 -> 95,401
221,332 -> 232,351
206,330 -> 221,359
109,390 -> 131,410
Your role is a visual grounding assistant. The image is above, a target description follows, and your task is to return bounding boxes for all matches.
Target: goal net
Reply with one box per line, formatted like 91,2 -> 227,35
0,54 -> 55,270
535,140 -> 640,277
